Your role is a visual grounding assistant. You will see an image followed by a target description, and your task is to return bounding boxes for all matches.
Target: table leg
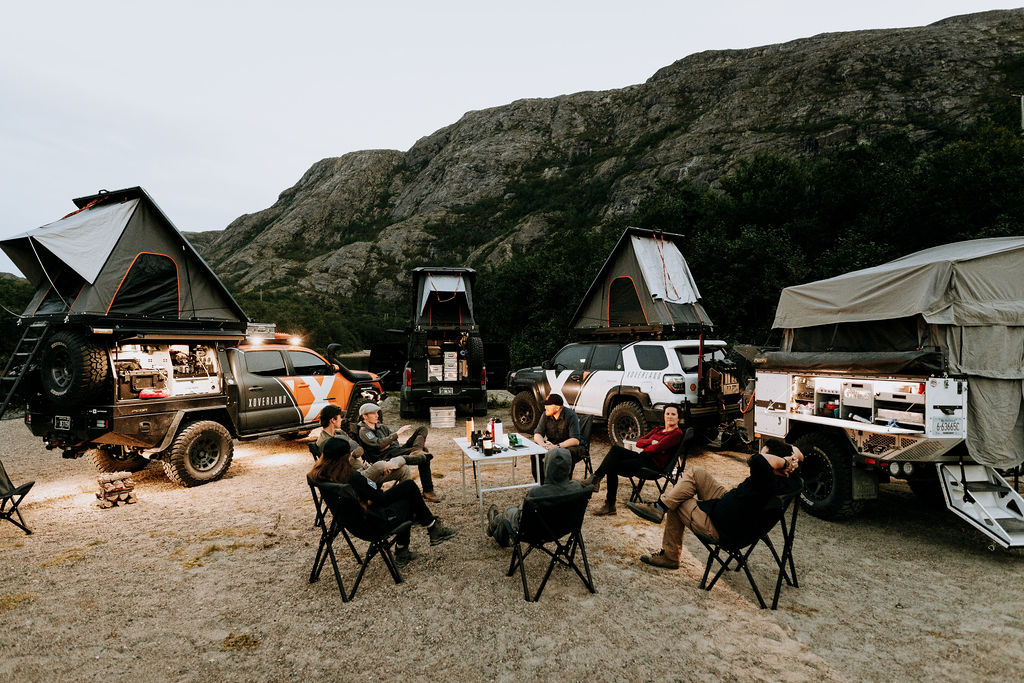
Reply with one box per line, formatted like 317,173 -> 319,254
475,460 -> 484,525
461,450 -> 466,493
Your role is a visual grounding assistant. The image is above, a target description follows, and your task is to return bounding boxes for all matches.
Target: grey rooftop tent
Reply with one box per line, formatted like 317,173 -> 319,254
769,236 -> 1024,469
0,187 -> 247,330
570,227 -> 713,337
410,267 -> 477,328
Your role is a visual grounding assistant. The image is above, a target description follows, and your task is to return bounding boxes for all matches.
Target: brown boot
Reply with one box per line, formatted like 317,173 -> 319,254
592,502 -> 616,516
640,549 -> 679,569
581,473 -> 601,493
423,490 -> 444,503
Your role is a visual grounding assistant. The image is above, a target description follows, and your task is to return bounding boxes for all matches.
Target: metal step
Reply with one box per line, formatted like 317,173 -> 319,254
939,463 -> 1024,548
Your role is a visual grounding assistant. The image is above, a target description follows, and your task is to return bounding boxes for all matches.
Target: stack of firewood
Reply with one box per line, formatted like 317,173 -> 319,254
96,472 -> 138,508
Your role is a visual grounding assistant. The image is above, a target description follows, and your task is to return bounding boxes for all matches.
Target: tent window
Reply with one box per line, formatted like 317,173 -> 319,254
35,269 -> 85,314
288,350 -> 333,376
108,253 -> 179,317
634,345 -> 668,371
608,277 -> 647,326
244,351 -> 288,377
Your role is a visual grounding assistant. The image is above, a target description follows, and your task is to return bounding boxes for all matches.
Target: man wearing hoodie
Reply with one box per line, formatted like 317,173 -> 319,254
485,448 -> 591,547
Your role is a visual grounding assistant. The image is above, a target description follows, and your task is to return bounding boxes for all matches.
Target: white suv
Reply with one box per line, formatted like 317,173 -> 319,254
507,339 -> 741,445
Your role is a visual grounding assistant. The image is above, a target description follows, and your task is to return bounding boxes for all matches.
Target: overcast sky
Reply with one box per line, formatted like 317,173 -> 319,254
0,1 -> 1012,276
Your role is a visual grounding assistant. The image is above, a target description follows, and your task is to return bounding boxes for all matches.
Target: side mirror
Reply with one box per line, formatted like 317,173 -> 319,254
541,360 -> 554,370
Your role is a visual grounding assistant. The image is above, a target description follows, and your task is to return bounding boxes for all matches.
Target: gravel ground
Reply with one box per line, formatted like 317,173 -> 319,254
1,400 -> 1022,682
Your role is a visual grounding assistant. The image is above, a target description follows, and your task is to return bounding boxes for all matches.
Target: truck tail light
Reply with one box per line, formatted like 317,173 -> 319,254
481,367 -> 487,387
663,374 -> 687,394
404,367 -> 412,387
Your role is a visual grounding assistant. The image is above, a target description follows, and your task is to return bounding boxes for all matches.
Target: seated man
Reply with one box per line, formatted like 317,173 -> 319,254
532,394 -> 583,482
356,402 -> 443,503
486,448 -> 590,547
627,440 -> 803,569
316,405 -> 411,486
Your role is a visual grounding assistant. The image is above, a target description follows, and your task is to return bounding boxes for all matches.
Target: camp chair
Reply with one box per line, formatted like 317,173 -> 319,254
627,428 -> 695,504
693,483 -> 802,610
506,487 -> 596,601
576,414 -> 595,477
0,458 -> 34,535
307,477 -> 412,602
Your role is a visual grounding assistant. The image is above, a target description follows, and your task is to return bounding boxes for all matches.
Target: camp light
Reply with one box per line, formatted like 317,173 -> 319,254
289,336 -> 302,346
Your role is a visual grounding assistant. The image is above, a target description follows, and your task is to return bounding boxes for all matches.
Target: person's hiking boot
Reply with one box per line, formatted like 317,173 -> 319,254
423,490 -> 444,503
486,504 -> 500,537
640,549 -> 679,570
428,520 -> 458,546
627,501 -> 665,524
592,502 -> 616,516
581,473 -> 601,492
394,546 -> 418,567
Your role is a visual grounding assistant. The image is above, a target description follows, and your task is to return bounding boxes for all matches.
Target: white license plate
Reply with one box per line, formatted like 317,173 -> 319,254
933,417 -> 963,435
55,415 -> 71,430
438,386 -> 453,395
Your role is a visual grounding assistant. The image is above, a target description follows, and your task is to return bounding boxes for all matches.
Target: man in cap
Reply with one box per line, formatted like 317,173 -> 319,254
532,393 -> 582,483
356,402 -> 443,502
316,404 -> 411,486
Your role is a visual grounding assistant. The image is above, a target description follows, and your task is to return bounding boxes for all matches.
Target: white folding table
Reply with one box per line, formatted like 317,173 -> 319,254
454,436 -> 549,524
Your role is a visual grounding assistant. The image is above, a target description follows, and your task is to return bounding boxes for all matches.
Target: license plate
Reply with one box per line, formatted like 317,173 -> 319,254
933,417 -> 963,435
55,415 -> 71,430
438,386 -> 453,396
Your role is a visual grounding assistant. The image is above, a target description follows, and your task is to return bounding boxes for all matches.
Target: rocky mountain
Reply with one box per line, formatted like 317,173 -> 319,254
192,9 -> 1023,306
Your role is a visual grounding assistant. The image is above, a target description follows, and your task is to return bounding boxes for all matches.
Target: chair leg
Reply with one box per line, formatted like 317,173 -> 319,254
348,545 -> 380,600
568,534 -> 597,593
511,543 -> 532,601
1,506 -> 32,535
378,541 -> 405,585
738,556 -> 768,609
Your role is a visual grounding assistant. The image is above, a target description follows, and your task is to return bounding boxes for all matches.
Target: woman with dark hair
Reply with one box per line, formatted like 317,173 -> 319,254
309,437 -> 457,565
582,404 -> 684,516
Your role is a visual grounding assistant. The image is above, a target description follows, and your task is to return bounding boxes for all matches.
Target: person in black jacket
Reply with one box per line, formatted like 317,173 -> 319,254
309,437 -> 457,565
626,440 -> 802,569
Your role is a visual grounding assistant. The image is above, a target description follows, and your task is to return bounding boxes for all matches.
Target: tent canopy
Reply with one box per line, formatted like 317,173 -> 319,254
570,227 -> 712,335
411,267 -> 476,327
0,187 -> 247,327
773,237 -> 1024,330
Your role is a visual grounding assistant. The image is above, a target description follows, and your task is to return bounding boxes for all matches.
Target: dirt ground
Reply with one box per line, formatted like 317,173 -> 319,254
1,399 -> 1022,682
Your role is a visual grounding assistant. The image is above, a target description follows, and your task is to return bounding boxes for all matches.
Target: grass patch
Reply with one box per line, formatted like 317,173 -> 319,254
183,541 -> 259,569
41,548 -> 89,568
221,632 -> 260,651
0,593 -> 36,612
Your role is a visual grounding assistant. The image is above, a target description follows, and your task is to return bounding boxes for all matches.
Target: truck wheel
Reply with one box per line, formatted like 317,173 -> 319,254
511,391 -> 540,433
467,336 -> 485,376
608,401 -> 648,447
163,420 -> 233,487
40,331 -> 109,405
86,447 -> 149,473
793,431 -> 863,520
399,397 -> 416,419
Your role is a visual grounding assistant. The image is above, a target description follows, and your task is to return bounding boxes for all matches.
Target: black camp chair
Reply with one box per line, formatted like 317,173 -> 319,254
627,428 -> 695,503
693,483 -> 802,610
0,458 -> 34,535
506,487 -> 596,601
577,414 -> 595,477
307,477 -> 412,602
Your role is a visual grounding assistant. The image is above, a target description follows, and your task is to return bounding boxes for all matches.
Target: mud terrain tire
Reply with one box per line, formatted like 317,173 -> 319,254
608,401 -> 648,447
511,391 -> 540,433
163,420 -> 233,487
793,431 -> 864,520
40,331 -> 109,405
87,447 -> 149,473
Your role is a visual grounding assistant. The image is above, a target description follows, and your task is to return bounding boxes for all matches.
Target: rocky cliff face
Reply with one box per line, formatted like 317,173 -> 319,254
192,9 -> 1024,301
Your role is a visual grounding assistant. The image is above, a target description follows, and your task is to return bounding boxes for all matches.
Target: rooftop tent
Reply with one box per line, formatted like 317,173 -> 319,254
411,267 -> 476,327
570,227 -> 713,336
768,236 -> 1024,469
0,187 -> 247,328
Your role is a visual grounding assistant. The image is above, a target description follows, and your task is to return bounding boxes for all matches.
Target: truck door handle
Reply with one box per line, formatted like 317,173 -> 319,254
249,386 -> 264,392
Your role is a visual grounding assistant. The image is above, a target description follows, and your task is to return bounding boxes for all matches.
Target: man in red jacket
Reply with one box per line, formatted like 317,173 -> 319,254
581,404 -> 684,516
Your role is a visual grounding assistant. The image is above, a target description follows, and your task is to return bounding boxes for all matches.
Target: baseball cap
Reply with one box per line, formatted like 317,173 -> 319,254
544,394 -> 564,406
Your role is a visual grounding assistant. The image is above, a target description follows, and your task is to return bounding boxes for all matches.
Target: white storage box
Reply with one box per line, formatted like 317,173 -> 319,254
429,407 -> 456,428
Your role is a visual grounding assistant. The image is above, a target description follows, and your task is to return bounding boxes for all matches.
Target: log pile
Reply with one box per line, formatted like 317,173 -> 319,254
96,472 -> 137,508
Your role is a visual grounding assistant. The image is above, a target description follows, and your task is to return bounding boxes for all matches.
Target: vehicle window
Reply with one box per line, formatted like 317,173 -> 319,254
244,350 -> 288,377
590,345 -> 622,371
633,345 -> 669,371
288,350 -> 332,376
676,349 -> 727,372
552,345 -> 593,372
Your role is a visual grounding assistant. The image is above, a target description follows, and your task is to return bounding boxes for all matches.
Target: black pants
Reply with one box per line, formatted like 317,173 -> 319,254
371,480 -> 434,547
593,446 -> 649,504
533,445 -> 585,483
393,426 -> 436,493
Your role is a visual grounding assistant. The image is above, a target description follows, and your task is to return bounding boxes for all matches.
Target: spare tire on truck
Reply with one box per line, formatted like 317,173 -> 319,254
40,331 -> 109,405
162,420 -> 233,487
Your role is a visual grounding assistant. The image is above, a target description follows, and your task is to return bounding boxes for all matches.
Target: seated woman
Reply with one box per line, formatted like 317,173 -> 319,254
582,404 -> 684,516
309,437 -> 457,565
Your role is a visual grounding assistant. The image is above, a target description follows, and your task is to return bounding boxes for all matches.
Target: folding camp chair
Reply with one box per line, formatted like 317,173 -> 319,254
506,487 -> 596,601
627,428 -> 695,503
0,458 -> 34,535
693,484 -> 801,610
307,478 -> 412,602
577,414 -> 595,477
